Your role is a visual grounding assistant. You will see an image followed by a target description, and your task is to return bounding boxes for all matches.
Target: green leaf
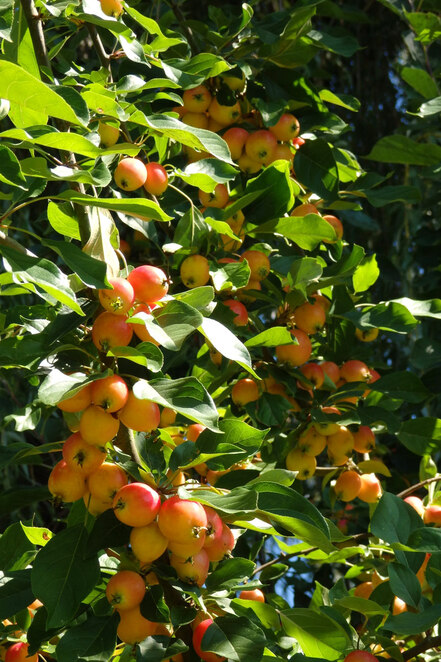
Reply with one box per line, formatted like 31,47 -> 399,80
307,28 -> 359,57
0,523 -> 34,572
397,418 -> 441,455
195,419 -> 268,470
401,67 -> 439,99
370,493 -> 422,545
210,261 -> 250,293
58,190 -> 171,222
20,157 -> 111,187
365,185 -> 421,207
31,525 -> 100,628
108,343 -> 164,373
416,96 -> 441,117
407,527 -> 441,553
405,11 -> 441,44
238,161 -> 295,224
42,239 -> 109,289
341,302 -> 418,334
199,616 -> 265,662
0,60 -> 85,126
0,145 -> 27,188
0,244 -> 83,315
391,297 -> 441,320
130,112 -> 234,164
130,300 -> 203,352
352,255 -> 380,292
87,510 -> 131,557
175,159 -> 238,191
173,286 -> 214,311
56,613 -> 118,662
205,558 -> 255,591
281,608 -> 350,660
83,206 -> 120,280
332,596 -> 387,615
294,139 -> 339,199
318,89 -> 360,111
254,215 -> 336,251
0,571 -> 34,620
245,327 -> 293,348
384,604 -> 441,635
388,563 -> 421,608
38,369 -> 91,406
137,636 -> 188,662
47,202 -> 81,240
365,135 -> 441,166
369,371 -> 431,403
133,377 -> 219,431
199,317 -> 257,378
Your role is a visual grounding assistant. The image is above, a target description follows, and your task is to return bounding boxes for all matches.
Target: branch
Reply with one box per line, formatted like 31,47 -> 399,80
168,0 -> 199,54
397,476 -> 441,499
402,634 -> 441,661
86,23 -> 112,73
19,0 -> 51,82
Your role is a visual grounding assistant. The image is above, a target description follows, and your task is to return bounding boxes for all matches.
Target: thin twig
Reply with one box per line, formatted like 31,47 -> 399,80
397,476 -> 441,499
168,0 -> 199,54
86,23 -> 112,73
402,635 -> 441,661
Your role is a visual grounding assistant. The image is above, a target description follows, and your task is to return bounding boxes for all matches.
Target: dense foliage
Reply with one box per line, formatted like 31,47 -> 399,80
0,1 -> 440,662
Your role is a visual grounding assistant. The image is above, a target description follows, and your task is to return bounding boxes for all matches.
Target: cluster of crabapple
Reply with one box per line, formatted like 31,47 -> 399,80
1,601 -> 44,662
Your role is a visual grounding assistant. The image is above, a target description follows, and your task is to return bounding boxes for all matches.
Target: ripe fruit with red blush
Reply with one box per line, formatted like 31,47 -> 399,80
160,407 -> 177,427
293,300 -> 326,334
344,652 -> 378,662
170,548 -> 209,586
62,432 -> 106,475
205,522 -> 235,562
158,496 -> 207,545
192,619 -> 226,662
322,214 -> 343,242
404,496 -> 425,518
187,423 -> 205,442
245,130 -> 277,164
223,127 -> 249,160
114,158 -> 147,191
130,522 -> 168,564
79,405 -> 120,446
291,203 -> 319,217
299,363 -> 325,389
275,328 -> 312,367
327,426 -> 354,464
423,504 -> 441,526
312,406 -> 341,436
83,491 -> 111,516
223,299 -> 248,326
285,449 -> 317,480
312,293 -> 331,313
118,391 -> 160,432
106,570 -> 145,610
87,462 -> 128,502
334,471 -> 362,502
320,361 -> 340,385
57,382 -> 92,413
5,642 -> 39,662
129,303 -> 160,345
92,312 -> 133,352
180,255 -> 210,288
340,360 -> 371,383
239,589 -> 265,602
127,265 -> 169,304
354,581 -> 374,599
98,277 -> 134,316
203,507 -> 223,549
144,162 -> 168,196
183,85 -> 212,113
240,250 -> 270,281
292,136 -> 305,149
267,143 -> 294,165
91,374 -> 129,412
199,184 -> 229,208
358,473 -> 382,503
113,482 -> 161,527
182,112 -> 209,129
168,537 -> 205,558
237,153 -> 262,175
48,460 -> 86,502
208,98 -> 241,126
352,426 -> 376,453
232,378 -> 259,406
269,113 -> 300,141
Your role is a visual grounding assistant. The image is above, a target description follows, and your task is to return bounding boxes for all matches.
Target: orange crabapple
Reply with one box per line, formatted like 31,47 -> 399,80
404,496 -> 425,518
208,98 -> 241,126
203,507 -> 223,550
275,328 -> 312,367
285,449 -> 317,480
180,255 -> 210,288
356,327 -> 379,342
240,250 -> 270,281
170,548 -> 210,586
344,651 -> 379,662
245,129 -> 277,164
267,143 -> 294,165
269,113 -> 300,141
127,265 -> 169,304
183,85 -> 212,113
118,391 -> 160,433
48,460 -> 87,502
192,619 -> 226,662
112,482 -> 161,528
158,496 -> 207,546
238,589 -> 265,602
4,643 -> 39,662
144,162 -> 169,196
340,360 -> 371,383
116,607 -> 157,644
62,432 -> 106,475
91,374 -> 129,413
299,363 -> 325,389
91,312 -> 133,352
352,426 -> 376,453
320,361 -> 340,385
222,127 -> 249,160
311,293 -> 332,313
423,504 -> 441,526
87,461 -> 128,502
79,405 -> 120,447
105,570 -> 146,611
98,277 -> 135,316
334,471 -> 362,502
231,378 -> 260,406
222,299 -> 248,326
187,423 -> 206,442
129,303 -> 160,345
297,427 -> 327,456
290,203 -> 319,217
159,407 -> 177,427
99,0 -> 122,17
205,522 -> 235,562
292,300 -> 326,334
237,153 -> 262,175
357,473 -> 382,503
322,214 -> 343,242
199,183 -> 229,208
114,158 -> 147,191
182,112 -> 209,129
98,122 -> 120,147
130,522 -> 169,564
